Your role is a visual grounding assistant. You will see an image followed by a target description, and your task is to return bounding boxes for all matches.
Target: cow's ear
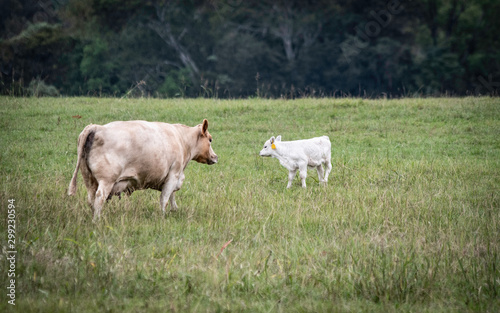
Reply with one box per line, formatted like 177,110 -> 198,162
276,135 -> 281,142
201,119 -> 209,135
270,136 -> 275,144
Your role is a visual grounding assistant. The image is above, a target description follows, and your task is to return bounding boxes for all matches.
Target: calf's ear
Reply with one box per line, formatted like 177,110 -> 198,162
276,135 -> 281,142
202,119 -> 209,135
270,136 -> 275,144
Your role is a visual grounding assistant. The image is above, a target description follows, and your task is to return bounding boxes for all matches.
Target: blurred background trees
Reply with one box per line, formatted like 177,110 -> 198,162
1,0 -> 499,97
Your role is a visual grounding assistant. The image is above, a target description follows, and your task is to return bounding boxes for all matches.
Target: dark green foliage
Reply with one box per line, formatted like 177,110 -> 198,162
1,0 -> 499,97
26,77 -> 59,96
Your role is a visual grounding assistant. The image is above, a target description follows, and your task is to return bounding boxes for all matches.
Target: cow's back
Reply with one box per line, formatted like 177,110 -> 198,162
87,121 -> 187,190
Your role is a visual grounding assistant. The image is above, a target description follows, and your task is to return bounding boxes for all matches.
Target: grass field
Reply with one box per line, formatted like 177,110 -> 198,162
0,96 -> 499,312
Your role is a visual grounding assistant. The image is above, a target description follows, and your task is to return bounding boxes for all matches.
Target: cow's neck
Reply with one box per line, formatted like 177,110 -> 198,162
182,126 -> 201,168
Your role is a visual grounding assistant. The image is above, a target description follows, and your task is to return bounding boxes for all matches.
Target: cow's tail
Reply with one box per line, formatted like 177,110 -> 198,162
68,124 -> 96,196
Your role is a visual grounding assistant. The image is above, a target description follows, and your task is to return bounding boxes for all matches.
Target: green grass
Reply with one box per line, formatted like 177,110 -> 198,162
0,96 -> 499,312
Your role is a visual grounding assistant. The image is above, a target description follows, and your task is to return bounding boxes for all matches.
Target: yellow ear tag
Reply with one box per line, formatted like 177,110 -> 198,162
271,143 -> 276,150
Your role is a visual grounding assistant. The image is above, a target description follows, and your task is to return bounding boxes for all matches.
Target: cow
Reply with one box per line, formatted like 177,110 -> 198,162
68,119 -> 218,220
259,135 -> 332,188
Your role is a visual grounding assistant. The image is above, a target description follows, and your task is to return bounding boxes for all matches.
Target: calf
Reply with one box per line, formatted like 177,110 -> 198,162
68,119 -> 218,220
259,135 -> 332,188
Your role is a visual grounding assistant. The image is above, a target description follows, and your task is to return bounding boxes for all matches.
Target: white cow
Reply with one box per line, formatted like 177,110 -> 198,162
259,135 -> 332,188
68,119 -> 218,220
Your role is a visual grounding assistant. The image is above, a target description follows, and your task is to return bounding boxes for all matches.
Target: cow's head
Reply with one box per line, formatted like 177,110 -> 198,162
194,119 -> 218,165
259,135 -> 281,157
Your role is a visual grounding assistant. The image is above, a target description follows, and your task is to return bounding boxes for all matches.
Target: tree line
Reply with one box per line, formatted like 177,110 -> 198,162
1,0 -> 499,98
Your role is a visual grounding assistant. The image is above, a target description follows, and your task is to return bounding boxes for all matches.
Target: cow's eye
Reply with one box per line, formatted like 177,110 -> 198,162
264,146 -> 267,149
209,138 -> 212,143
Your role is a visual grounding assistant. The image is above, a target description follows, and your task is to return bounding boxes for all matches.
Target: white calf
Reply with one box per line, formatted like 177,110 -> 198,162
259,135 -> 332,188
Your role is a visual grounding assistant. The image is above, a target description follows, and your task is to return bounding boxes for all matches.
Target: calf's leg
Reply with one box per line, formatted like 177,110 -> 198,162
299,166 -> 307,188
323,160 -> 332,182
287,169 -> 297,189
316,165 -> 325,183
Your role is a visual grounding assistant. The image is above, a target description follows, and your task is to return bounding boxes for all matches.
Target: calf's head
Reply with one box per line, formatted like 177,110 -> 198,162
194,119 -> 218,165
259,135 -> 281,157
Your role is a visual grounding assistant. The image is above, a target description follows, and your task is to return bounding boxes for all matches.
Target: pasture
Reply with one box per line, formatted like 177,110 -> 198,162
0,96 -> 499,312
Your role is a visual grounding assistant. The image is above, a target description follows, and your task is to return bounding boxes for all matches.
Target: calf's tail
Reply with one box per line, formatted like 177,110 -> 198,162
323,135 -> 332,157
68,124 -> 96,196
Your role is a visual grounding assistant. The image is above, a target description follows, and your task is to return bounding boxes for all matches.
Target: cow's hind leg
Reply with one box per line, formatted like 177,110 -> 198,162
93,181 -> 113,221
80,164 -> 98,208
85,177 -> 98,208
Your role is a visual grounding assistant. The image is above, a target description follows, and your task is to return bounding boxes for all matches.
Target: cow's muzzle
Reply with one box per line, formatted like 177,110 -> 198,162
208,154 -> 218,165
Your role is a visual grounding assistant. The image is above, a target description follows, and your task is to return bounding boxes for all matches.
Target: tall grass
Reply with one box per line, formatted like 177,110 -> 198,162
0,96 -> 499,312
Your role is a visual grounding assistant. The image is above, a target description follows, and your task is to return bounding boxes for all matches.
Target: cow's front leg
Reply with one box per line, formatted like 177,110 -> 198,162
168,172 -> 185,212
160,174 -> 180,215
287,169 -> 297,189
169,193 -> 178,212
